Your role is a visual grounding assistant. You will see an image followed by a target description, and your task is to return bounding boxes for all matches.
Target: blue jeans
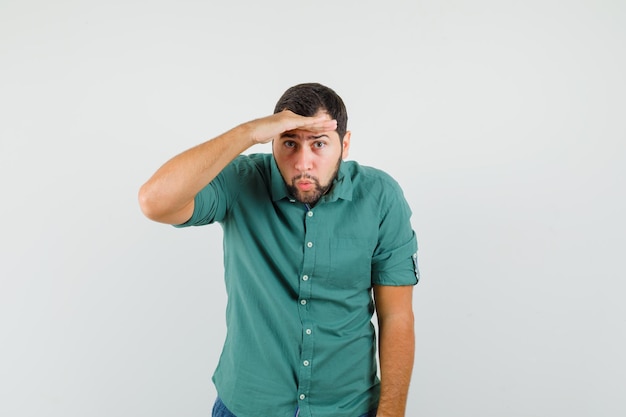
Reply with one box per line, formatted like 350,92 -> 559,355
212,397 -> 377,417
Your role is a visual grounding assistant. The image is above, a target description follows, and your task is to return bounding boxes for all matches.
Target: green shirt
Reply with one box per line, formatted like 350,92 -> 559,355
176,154 -> 418,417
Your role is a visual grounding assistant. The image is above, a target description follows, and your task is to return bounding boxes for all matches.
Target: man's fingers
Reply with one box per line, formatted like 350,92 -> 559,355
305,118 -> 337,132
250,111 -> 338,144
289,112 -> 337,132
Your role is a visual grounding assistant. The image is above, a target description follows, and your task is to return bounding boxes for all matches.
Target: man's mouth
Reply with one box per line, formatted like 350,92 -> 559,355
296,180 -> 314,191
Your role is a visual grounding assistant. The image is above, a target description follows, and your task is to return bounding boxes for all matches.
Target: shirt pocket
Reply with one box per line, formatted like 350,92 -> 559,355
326,237 -> 373,289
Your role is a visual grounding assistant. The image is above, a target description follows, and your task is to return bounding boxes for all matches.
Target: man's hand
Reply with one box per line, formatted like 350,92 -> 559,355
246,110 -> 338,144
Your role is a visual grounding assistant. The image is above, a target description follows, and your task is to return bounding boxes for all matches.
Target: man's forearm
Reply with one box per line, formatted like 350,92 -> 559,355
377,314 -> 415,417
138,123 -> 255,224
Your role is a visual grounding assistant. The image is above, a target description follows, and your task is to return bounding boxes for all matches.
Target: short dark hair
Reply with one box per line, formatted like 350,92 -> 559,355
273,83 -> 348,141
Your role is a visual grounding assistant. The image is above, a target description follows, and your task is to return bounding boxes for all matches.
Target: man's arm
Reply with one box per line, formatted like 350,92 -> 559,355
373,285 -> 415,417
138,111 -> 336,225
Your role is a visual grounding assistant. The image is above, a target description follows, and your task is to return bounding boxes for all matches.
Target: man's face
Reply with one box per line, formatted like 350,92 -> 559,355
273,111 -> 351,206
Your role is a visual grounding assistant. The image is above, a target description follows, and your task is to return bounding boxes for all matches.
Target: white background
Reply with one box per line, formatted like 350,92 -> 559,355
1,1 -> 625,416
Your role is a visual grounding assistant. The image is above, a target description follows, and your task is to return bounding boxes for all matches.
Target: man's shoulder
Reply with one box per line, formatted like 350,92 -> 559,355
342,160 -> 402,192
227,153 -> 273,177
233,153 -> 272,167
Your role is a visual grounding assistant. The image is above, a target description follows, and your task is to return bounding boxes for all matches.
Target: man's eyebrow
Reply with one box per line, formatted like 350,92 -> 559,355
279,133 -> 329,140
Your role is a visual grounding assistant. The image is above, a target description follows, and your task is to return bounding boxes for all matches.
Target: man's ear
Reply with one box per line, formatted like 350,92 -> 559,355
341,131 -> 351,159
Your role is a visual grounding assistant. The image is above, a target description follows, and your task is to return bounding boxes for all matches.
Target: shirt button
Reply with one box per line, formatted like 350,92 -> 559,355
300,300 -> 307,305
302,275 -> 309,281
306,242 -> 313,248
307,211 -> 313,217
299,394 -> 306,400
306,329 -> 312,335
303,360 -> 310,366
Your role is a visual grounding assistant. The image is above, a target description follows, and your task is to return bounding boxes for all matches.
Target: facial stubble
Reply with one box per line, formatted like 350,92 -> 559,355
286,156 -> 342,206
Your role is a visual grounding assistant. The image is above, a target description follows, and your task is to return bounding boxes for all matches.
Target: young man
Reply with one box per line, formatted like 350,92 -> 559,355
139,83 -> 419,417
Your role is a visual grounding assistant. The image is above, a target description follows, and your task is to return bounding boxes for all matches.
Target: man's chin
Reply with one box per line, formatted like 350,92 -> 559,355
294,191 -> 322,205
287,179 -> 333,206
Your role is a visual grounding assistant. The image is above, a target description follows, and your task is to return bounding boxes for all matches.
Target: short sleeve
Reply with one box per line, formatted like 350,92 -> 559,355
371,180 -> 419,286
173,156 -> 248,228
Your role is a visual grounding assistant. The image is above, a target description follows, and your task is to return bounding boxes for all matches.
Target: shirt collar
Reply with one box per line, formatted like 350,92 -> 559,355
270,157 -> 353,203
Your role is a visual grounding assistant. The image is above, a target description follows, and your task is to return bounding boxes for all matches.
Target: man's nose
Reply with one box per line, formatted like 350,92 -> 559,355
294,148 -> 313,172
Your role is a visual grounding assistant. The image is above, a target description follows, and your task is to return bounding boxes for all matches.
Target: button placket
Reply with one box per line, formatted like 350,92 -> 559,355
296,206 -> 317,415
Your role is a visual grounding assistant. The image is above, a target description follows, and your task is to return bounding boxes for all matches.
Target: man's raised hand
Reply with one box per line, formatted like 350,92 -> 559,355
246,110 -> 338,145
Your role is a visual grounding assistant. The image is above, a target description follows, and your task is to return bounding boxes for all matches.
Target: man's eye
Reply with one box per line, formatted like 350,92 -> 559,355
313,141 -> 326,149
284,141 -> 296,148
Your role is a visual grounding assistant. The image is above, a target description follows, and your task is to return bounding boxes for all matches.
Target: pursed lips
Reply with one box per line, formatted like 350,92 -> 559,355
294,176 -> 316,190
297,180 -> 314,190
